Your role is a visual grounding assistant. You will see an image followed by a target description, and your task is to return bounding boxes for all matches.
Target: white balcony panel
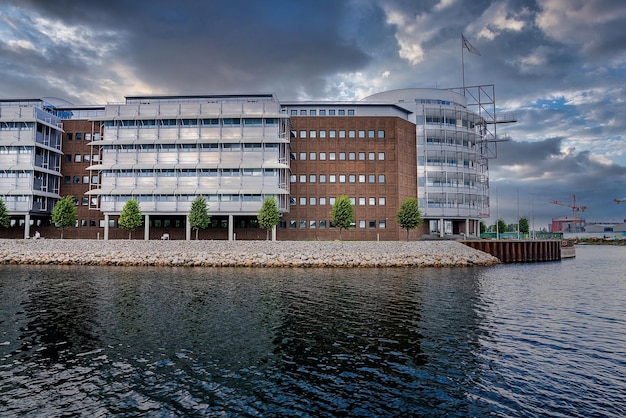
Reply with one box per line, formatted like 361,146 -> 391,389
158,104 -> 180,116
222,103 -> 242,114
219,153 -> 241,166
220,178 -> 240,188
136,153 -> 157,164
116,154 -> 138,165
156,178 -> 177,188
199,129 -> 221,140
138,129 -> 158,140
201,103 -> 222,115
154,202 -> 178,212
221,128 -> 241,139
240,201 -> 262,212
136,177 -> 156,188
115,178 -> 135,188
198,153 -> 220,164
158,129 -> 178,140
179,128 -> 199,140
242,127 -> 264,138
157,153 -> 177,163
198,178 -> 219,188
177,178 -> 198,188
117,130 -> 137,140
179,153 -> 198,164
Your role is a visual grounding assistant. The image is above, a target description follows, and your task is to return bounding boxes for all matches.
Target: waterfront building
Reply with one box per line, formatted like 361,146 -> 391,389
0,87 -> 512,241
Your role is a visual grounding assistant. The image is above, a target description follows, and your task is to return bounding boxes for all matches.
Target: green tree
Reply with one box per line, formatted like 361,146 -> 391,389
51,196 -> 77,239
519,217 -> 529,234
257,196 -> 280,240
480,221 -> 487,234
189,196 -> 210,240
330,195 -> 354,240
396,197 -> 422,241
118,198 -> 143,239
497,219 -> 507,236
0,197 -> 9,228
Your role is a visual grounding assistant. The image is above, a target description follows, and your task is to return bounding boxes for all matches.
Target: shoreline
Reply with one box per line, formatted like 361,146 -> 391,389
0,239 -> 500,268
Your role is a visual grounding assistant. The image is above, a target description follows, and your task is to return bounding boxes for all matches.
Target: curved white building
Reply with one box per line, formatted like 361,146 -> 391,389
363,87 -> 511,237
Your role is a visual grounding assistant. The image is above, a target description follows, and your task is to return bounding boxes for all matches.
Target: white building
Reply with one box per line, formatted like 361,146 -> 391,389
87,94 -> 291,240
0,99 -> 64,238
362,86 -> 515,237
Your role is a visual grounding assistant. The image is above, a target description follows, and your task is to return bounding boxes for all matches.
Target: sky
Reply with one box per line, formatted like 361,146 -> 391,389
1,0 -> 626,230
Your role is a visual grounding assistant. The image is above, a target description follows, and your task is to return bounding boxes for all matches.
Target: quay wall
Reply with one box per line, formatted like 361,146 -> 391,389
460,240 -> 562,263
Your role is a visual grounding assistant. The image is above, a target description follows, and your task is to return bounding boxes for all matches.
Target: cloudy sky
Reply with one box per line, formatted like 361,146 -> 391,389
1,0 -> 625,229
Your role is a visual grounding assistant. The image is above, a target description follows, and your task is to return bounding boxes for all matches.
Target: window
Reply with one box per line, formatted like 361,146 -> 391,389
309,174 -> 316,183
309,130 -> 316,138
309,220 -> 316,228
319,152 -> 326,160
92,176 -> 99,184
290,174 -> 296,182
339,152 -> 346,160
83,176 -> 89,184
369,220 -> 376,229
76,133 -> 82,140
379,220 -> 386,229
329,130 -> 336,138
299,220 -> 307,228
83,154 -> 90,162
65,155 -> 72,163
348,152 -> 355,160
290,110 -> 297,116
368,152 -> 375,160
379,174 -> 385,183
359,174 -> 366,183
348,130 -> 355,138
378,152 -> 385,160
358,130 -> 365,138
338,110 -> 346,116
329,152 -> 336,160
300,110 -> 307,116
329,197 -> 336,205
339,130 -> 346,138
369,197 -> 376,205
368,130 -> 375,138
359,220 -> 366,228
309,197 -> 316,205
348,110 -> 355,116
349,174 -> 356,183
359,197 -> 366,206
310,110 -> 316,116
379,197 -> 386,205
74,154 -> 81,162
319,174 -> 326,183
339,174 -> 346,183
329,110 -> 336,116
369,174 -> 376,183
289,220 -> 296,228
299,174 -> 306,183
329,174 -> 336,183
319,130 -> 326,138
66,133 -> 73,141
378,130 -> 385,138
82,197 -> 89,206
299,152 -> 306,160
300,130 -> 306,138
359,152 -> 365,160
64,176 -> 71,184
73,176 -> 80,184
309,152 -> 316,160
299,197 -> 306,205
320,220 -> 327,229
320,197 -> 327,206
319,110 -> 326,116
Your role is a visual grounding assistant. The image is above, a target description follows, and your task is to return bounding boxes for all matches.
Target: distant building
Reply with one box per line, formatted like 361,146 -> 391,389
0,86 -> 513,240
551,217 -> 586,233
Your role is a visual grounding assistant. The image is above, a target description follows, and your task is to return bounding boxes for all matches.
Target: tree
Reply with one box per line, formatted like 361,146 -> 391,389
189,196 -> 210,240
519,217 -> 529,234
480,221 -> 487,234
330,195 -> 354,240
497,219 -> 507,236
118,199 -> 143,239
396,197 -> 422,241
51,196 -> 77,239
257,196 -> 280,240
0,197 -> 9,228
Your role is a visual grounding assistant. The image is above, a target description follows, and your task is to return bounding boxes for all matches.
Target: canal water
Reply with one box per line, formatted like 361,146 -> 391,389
0,245 -> 624,417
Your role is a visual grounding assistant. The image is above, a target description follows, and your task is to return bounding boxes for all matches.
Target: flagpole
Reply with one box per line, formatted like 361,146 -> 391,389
461,35 -> 466,94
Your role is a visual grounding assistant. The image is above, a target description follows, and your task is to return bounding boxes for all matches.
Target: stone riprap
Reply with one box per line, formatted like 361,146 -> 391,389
0,239 -> 500,268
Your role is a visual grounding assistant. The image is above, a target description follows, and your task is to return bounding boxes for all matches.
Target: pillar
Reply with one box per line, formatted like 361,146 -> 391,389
104,214 -> 110,240
272,224 -> 277,241
439,218 -> 444,238
186,214 -> 191,240
24,213 -> 31,239
228,214 -> 234,241
144,214 -> 150,240
465,219 -> 469,238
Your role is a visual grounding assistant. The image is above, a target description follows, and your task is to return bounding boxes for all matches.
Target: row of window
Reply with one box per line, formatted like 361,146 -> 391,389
65,175 -> 99,185
291,173 -> 386,184
103,118 -> 280,128
292,129 -> 385,139
65,132 -> 98,141
103,143 -> 280,152
0,147 -> 32,154
281,219 -> 387,229
65,154 -> 99,163
102,168 -> 279,177
292,151 -> 384,161
288,109 -> 355,116
292,196 -> 386,206
100,194 -> 271,203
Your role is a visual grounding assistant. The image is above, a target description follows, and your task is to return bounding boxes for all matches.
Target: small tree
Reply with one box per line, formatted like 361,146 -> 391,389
330,195 -> 354,240
257,196 -> 280,240
118,198 -> 143,239
0,197 -> 9,228
480,221 -> 487,234
189,196 -> 210,240
497,219 -> 507,236
51,196 -> 77,239
519,217 -> 529,234
396,197 -> 422,241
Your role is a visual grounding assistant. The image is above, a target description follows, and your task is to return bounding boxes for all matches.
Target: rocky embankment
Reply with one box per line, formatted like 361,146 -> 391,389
0,239 -> 500,268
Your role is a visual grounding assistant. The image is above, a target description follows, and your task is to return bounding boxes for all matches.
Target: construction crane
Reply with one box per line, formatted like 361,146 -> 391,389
615,198 -> 626,204
550,194 -> 587,218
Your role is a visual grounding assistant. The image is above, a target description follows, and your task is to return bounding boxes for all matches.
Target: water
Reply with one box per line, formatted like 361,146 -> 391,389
0,245 -> 625,417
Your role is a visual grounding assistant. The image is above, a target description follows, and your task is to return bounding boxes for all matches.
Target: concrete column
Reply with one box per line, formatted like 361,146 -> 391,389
24,214 -> 31,239
465,219 -> 469,238
186,214 -> 191,240
228,215 -> 234,241
439,218 -> 444,238
104,214 -> 110,240
144,214 -> 150,240
272,224 -> 277,241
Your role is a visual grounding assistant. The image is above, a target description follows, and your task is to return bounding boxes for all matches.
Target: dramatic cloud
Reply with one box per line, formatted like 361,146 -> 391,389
1,0 -> 625,228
